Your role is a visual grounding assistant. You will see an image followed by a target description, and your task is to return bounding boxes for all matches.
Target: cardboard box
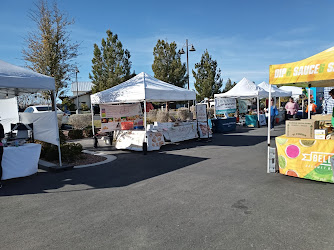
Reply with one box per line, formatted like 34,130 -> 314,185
311,114 -> 332,121
314,129 -> 328,140
286,120 -> 319,139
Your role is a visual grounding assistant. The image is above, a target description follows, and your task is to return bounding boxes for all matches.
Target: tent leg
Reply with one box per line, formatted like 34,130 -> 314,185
143,73 -> 148,154
257,96 -> 260,128
267,85 -> 272,173
143,100 -> 147,155
91,102 -> 98,148
308,86 -> 311,119
91,102 -> 95,136
52,91 -> 62,167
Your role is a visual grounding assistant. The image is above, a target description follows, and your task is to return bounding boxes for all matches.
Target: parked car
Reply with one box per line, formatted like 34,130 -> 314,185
200,98 -> 215,108
24,105 -> 70,124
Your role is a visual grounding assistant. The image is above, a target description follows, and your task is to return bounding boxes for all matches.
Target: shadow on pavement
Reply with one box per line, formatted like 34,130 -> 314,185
0,151 -> 208,196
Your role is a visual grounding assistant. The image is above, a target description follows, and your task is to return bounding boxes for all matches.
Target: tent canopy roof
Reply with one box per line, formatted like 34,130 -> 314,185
269,46 -> 334,87
214,77 -> 268,99
90,72 -> 196,104
258,81 -> 292,97
0,60 -> 55,98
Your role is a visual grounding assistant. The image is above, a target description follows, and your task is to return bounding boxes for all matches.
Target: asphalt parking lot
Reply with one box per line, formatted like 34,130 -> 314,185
1,125 -> 334,249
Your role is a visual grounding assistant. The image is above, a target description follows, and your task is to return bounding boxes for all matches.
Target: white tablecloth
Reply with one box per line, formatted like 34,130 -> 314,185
2,143 -> 41,180
114,130 -> 165,151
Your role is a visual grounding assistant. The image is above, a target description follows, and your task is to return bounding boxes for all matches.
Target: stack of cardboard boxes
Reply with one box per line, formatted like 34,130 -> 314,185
285,114 -> 332,140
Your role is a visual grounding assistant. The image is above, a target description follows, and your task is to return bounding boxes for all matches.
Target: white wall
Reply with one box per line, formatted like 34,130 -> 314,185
72,94 -> 91,110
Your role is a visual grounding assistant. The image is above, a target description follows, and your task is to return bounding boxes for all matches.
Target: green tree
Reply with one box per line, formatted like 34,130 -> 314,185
222,78 -> 237,93
22,0 -> 79,100
152,39 -> 187,88
89,30 -> 134,93
192,50 -> 223,101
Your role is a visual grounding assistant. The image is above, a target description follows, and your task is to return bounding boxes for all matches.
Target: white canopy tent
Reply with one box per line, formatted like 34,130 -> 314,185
0,60 -> 55,98
214,77 -> 268,123
90,72 -> 196,149
91,72 -> 196,104
279,86 -> 303,97
258,81 -> 292,97
0,60 -> 62,166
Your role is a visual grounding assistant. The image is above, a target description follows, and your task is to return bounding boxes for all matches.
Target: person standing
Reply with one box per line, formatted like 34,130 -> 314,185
0,121 -> 4,187
329,89 -> 334,127
285,97 -> 299,119
269,100 -> 278,130
306,100 -> 317,115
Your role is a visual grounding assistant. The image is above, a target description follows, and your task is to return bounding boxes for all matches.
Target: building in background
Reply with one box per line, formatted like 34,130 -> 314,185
70,81 -> 93,112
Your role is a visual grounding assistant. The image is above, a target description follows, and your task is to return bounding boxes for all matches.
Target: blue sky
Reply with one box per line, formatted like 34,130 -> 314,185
1,0 -> 334,94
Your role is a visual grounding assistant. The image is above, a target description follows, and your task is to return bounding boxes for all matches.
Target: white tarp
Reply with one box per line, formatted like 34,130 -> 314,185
2,144 -> 41,180
91,72 -> 196,104
0,60 -> 55,98
0,97 -> 19,133
214,77 -> 268,99
258,81 -> 292,97
20,112 -> 59,145
279,86 -> 303,96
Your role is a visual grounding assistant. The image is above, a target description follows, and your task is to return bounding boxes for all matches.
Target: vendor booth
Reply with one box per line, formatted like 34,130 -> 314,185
267,46 -> 334,183
258,81 -> 292,123
212,97 -> 237,133
214,77 -> 268,127
90,72 -> 197,151
0,60 -> 61,180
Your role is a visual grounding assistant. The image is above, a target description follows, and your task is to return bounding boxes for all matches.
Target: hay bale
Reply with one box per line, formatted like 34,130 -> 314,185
156,110 -> 169,122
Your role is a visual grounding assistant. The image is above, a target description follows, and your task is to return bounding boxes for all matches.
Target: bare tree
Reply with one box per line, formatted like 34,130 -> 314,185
22,0 -> 79,103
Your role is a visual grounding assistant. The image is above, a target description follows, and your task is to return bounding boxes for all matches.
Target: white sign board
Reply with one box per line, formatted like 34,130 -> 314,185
198,122 -> 212,138
196,104 -> 207,122
215,98 -> 236,115
100,103 -> 143,132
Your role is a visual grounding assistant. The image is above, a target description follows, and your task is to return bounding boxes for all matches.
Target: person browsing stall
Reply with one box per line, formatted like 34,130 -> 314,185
329,89 -> 334,127
285,97 -> 299,119
268,100 -> 278,130
305,100 -> 317,115
0,120 -> 4,187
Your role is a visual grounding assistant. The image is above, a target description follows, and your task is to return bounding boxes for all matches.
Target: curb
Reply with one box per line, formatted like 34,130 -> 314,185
38,150 -> 117,171
74,150 -> 117,168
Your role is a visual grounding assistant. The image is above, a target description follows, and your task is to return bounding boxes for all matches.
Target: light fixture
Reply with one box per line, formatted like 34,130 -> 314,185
178,48 -> 185,54
189,45 -> 196,52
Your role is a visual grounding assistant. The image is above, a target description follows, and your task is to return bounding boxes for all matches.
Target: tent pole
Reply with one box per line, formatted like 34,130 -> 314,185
257,96 -> 260,127
308,86 -> 311,119
91,102 -> 95,136
143,73 -> 147,154
52,91 -> 62,167
278,97 -> 281,108
267,84 -> 272,173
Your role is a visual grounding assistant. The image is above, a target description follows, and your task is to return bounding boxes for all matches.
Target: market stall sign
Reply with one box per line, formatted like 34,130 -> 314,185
270,47 -> 334,87
215,98 -> 236,115
100,103 -> 143,132
196,104 -> 208,122
276,135 -> 334,183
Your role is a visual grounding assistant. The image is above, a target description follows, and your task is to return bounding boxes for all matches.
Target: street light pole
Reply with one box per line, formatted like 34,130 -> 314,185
178,39 -> 195,108
75,67 -> 79,114
186,39 -> 189,90
178,39 -> 195,90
